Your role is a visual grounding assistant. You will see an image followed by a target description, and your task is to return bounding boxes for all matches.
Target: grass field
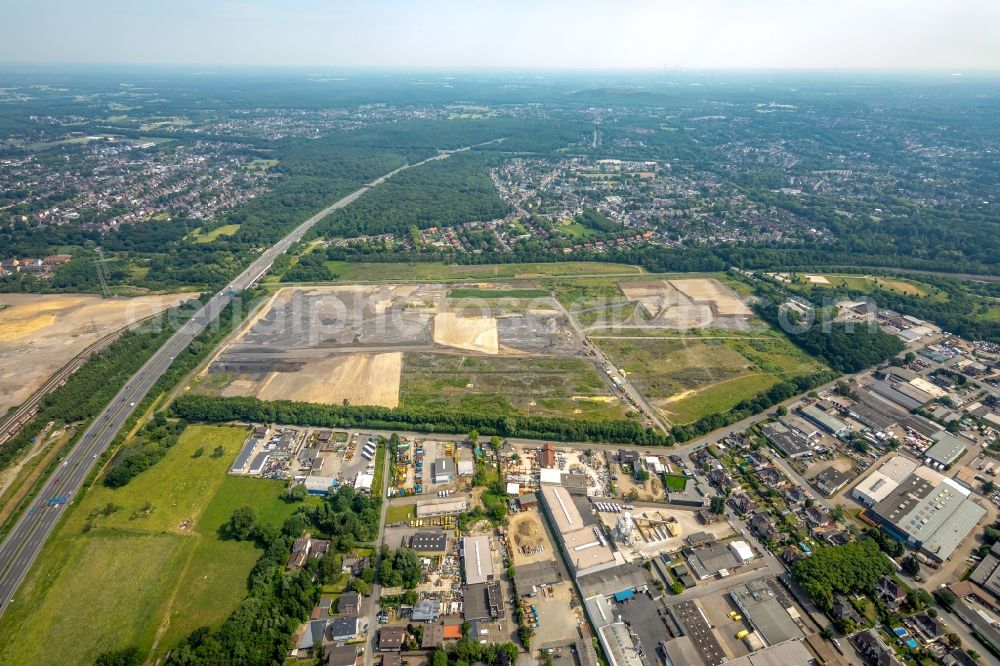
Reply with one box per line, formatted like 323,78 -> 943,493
559,221 -> 599,239
386,503 -> 415,524
663,474 -> 688,491
399,352 -> 629,421
785,273 -> 946,301
325,261 -> 643,283
981,306 -> 1000,323
193,224 -> 241,244
0,425 -> 302,665
595,334 -> 826,424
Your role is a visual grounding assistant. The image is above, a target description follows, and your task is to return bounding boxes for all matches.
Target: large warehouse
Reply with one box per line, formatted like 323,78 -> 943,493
539,485 -> 624,578
853,456 -> 986,561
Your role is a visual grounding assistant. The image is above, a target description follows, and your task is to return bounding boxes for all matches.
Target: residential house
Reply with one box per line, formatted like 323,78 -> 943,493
832,595 -> 862,627
804,506 -> 830,529
759,467 -> 785,486
707,468 -> 736,492
327,617 -> 360,642
338,591 -> 361,617
287,535 -> 331,571
379,626 -> 407,652
782,546 -> 804,566
876,576 -> 907,609
728,493 -> 758,516
749,512 -> 780,543
851,628 -> 904,666
784,486 -> 808,505
342,555 -> 370,576
814,467 -> 852,496
911,613 -> 943,643
326,645 -> 359,666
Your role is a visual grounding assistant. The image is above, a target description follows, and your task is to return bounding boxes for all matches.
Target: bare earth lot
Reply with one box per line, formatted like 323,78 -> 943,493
611,277 -> 753,331
248,352 -> 403,408
0,293 -> 196,415
509,510 -> 558,567
201,285 -> 593,413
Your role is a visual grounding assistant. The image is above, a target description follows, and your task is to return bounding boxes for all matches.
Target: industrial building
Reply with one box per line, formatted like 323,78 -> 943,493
798,404 -> 849,436
729,580 -> 803,647
433,457 -> 453,484
853,456 -> 986,561
463,581 -> 504,621
354,471 -> 374,492
415,497 -> 468,517
303,475 -> 337,495
514,560 -> 563,593
539,485 -> 623,578
409,531 -> 448,554
411,599 -> 441,622
924,430 -> 967,468
461,535 -> 495,585
761,422 -> 812,458
968,542 -> 1000,601
721,639 -> 814,666
584,595 -> 644,666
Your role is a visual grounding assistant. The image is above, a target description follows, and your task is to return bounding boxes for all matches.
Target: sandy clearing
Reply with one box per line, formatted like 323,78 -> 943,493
0,293 -> 196,415
252,352 -> 402,408
805,274 -> 831,284
433,312 -> 499,354
669,278 -> 752,316
660,389 -> 697,404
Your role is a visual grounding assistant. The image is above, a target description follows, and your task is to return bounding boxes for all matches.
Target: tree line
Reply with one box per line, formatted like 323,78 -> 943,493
168,394 -> 672,446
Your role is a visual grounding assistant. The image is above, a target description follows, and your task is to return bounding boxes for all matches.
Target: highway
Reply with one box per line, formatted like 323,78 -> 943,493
0,147 -> 476,617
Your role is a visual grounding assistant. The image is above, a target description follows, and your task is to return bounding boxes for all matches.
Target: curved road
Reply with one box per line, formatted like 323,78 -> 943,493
0,147 -> 483,616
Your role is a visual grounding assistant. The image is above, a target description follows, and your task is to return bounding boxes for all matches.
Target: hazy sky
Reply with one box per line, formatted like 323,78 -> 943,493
3,0 -> 999,70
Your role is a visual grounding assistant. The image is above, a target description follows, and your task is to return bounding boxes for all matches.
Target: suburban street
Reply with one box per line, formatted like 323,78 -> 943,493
0,147 -> 480,617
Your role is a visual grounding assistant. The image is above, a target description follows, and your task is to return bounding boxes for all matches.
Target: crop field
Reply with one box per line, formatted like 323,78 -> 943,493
0,426 -> 300,664
399,352 -> 629,421
594,334 -> 826,424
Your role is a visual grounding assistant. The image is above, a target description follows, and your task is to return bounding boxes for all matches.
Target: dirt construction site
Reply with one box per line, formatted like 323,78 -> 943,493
618,278 -> 752,330
199,285 -> 589,409
0,293 -> 197,415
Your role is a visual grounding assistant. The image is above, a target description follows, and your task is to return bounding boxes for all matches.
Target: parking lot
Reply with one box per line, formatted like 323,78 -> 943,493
529,583 -> 582,650
609,590 -> 669,663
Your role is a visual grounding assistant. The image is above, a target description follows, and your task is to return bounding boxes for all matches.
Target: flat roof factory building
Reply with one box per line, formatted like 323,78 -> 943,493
539,485 -> 623,578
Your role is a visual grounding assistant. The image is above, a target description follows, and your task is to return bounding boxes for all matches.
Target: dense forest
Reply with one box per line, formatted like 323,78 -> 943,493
310,151 -> 509,239
792,538 -> 895,611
